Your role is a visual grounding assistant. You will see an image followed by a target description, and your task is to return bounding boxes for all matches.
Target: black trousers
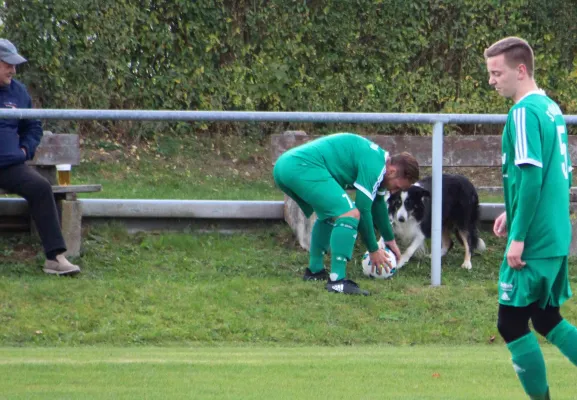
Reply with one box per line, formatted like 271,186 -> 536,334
0,163 -> 66,256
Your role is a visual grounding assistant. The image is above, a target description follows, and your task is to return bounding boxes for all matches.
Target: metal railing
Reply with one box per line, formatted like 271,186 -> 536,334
3,109 -> 577,286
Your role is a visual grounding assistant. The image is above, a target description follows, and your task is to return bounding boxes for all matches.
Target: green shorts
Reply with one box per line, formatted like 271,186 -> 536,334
498,256 -> 573,308
273,152 -> 355,220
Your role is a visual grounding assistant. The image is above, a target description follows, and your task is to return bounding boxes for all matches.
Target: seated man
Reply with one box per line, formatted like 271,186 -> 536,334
0,39 -> 80,275
273,132 -> 419,295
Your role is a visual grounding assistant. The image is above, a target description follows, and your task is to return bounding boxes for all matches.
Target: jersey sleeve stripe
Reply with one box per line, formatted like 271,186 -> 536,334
522,108 -> 528,160
514,108 -> 520,161
371,163 -> 387,199
514,158 -> 543,168
513,107 -> 528,162
354,182 -> 374,201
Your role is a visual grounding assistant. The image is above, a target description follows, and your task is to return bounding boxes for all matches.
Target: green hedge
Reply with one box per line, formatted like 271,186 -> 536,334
1,0 -> 576,136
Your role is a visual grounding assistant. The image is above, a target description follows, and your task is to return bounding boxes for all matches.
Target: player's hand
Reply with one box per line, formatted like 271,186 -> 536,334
384,240 -> 401,261
493,212 -> 507,237
369,248 -> 392,275
507,240 -> 526,269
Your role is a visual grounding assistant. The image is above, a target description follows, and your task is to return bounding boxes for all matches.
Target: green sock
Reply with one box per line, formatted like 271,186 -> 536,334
329,217 -> 359,281
546,319 -> 577,366
308,218 -> 334,273
507,333 -> 549,398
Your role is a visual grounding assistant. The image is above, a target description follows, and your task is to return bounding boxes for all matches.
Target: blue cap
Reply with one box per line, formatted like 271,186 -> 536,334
0,39 -> 27,65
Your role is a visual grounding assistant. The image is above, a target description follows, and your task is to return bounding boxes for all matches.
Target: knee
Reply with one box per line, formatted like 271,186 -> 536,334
497,317 -> 530,344
532,308 -> 563,337
21,176 -> 52,200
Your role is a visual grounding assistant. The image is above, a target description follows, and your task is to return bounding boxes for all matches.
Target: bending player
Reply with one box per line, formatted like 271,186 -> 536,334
273,132 -> 419,295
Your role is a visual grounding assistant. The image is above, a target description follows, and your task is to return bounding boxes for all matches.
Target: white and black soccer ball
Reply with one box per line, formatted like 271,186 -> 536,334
361,237 -> 397,279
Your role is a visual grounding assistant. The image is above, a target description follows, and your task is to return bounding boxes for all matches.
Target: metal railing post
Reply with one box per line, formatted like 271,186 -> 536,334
431,121 -> 444,286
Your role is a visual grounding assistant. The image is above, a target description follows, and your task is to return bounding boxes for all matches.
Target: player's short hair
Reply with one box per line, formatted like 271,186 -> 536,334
389,152 -> 419,183
484,36 -> 535,77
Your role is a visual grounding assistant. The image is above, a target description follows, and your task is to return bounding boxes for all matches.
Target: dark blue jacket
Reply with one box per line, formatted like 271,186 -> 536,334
0,79 -> 43,168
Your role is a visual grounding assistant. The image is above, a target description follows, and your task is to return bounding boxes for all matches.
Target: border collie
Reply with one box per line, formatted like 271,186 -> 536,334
387,174 -> 486,270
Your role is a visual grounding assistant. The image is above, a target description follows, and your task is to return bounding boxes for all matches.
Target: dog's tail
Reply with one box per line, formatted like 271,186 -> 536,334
470,192 -> 486,253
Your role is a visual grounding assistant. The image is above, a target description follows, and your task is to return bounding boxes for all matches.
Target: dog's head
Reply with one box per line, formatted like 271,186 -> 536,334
387,184 -> 430,224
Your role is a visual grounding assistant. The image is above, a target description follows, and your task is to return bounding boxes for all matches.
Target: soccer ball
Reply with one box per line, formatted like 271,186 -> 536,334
361,238 -> 397,279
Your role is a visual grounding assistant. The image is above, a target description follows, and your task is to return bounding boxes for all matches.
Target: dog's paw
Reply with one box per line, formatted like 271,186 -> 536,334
461,260 -> 472,270
476,238 -> 487,253
397,256 -> 410,269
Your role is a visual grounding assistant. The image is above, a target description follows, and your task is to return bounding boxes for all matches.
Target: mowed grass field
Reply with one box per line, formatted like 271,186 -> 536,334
0,133 -> 572,398
0,346 -> 575,399
0,225 -> 575,399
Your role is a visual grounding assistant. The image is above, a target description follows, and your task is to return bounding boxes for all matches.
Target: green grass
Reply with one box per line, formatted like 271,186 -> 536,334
72,134 -> 503,202
0,134 -> 568,398
0,224 -> 575,347
74,134 -> 281,200
479,194 -> 504,203
0,346 -> 574,399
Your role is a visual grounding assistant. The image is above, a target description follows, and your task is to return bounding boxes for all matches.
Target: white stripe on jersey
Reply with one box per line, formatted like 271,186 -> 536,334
354,182 -> 373,201
513,107 -> 527,162
513,107 -> 543,168
371,163 -> 387,198
353,151 -> 389,201
514,158 -> 543,168
354,151 -> 388,201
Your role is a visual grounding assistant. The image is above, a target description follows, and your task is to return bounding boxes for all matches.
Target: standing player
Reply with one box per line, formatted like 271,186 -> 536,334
485,37 -> 577,399
273,133 -> 419,296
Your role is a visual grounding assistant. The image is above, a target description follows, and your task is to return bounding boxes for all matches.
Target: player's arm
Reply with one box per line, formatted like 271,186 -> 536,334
354,147 -> 389,252
508,107 -> 543,243
356,192 -> 380,252
508,164 -> 542,241
372,192 -> 394,242
17,94 -> 43,160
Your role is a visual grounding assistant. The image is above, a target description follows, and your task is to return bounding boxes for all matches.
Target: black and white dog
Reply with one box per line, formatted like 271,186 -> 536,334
387,174 -> 486,270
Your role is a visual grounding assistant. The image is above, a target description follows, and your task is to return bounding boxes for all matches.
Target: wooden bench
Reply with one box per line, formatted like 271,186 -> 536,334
271,131 -> 577,255
0,132 -> 101,256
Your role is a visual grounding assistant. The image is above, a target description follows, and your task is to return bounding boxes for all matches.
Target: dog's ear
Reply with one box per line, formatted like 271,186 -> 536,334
421,187 -> 431,199
412,185 -> 430,199
387,191 -> 399,204
415,186 -> 431,206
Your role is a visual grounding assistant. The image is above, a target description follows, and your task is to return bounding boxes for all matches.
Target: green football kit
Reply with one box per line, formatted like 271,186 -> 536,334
498,90 -> 573,308
273,133 -> 394,280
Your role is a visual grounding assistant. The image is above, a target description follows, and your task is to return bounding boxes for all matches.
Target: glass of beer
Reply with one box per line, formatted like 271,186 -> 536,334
56,164 -> 71,186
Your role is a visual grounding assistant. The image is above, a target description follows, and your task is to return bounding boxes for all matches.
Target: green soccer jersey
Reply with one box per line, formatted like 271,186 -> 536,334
502,90 -> 572,258
288,133 -> 388,201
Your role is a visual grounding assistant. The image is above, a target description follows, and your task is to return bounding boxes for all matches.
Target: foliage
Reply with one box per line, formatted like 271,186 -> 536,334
1,0 -> 576,136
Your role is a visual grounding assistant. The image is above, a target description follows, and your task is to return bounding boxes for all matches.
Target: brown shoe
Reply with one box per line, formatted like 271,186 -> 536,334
43,254 -> 81,276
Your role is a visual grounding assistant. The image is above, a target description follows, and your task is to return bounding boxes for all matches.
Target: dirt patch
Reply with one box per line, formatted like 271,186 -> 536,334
0,240 -> 38,262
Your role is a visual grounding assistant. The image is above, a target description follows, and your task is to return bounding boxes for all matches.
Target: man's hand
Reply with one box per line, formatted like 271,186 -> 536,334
384,239 -> 401,261
507,240 -> 526,269
369,248 -> 392,275
493,212 -> 507,237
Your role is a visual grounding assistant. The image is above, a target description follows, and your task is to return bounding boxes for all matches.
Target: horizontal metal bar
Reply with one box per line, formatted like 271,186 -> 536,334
478,203 -> 505,221
2,109 -> 577,125
0,198 -> 285,219
0,198 -> 503,221
81,199 -> 285,219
